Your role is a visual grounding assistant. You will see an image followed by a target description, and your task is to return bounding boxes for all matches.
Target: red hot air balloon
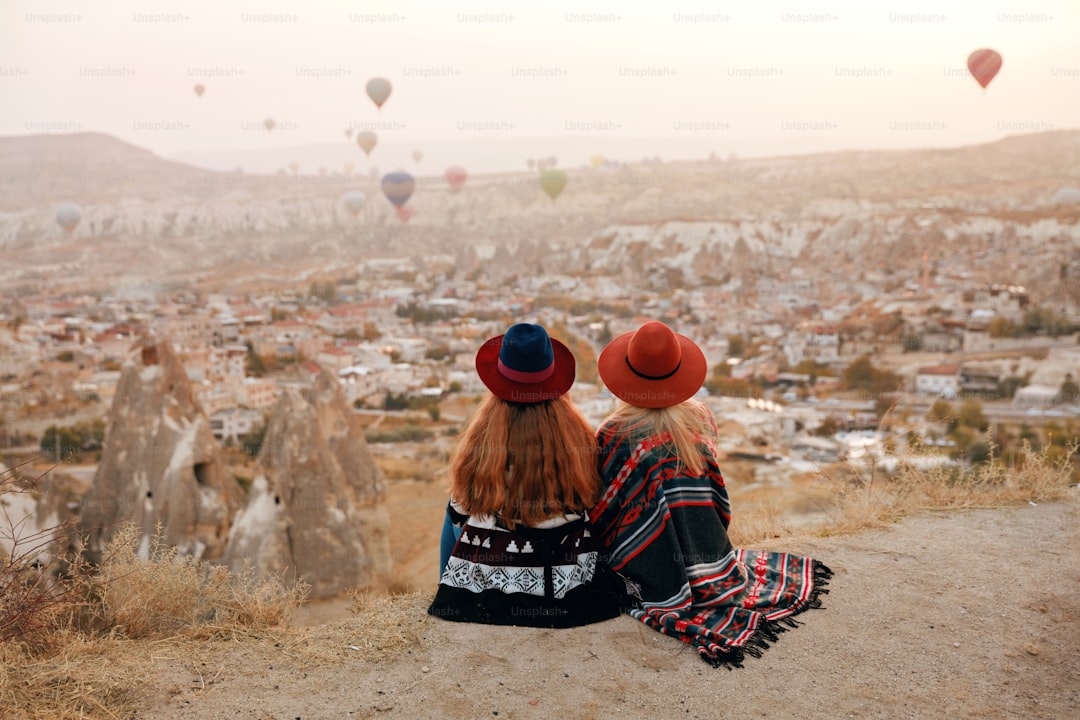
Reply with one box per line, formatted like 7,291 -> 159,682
445,166 -> 467,193
395,205 -> 415,223
967,49 -> 1002,90
194,84 -> 205,97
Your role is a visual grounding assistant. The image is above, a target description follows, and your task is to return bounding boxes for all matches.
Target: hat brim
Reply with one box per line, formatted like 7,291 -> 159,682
476,335 -> 576,403
597,331 -> 707,408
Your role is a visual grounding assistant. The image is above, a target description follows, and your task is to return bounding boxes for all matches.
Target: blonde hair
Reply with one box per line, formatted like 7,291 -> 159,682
601,399 -> 718,475
450,393 -> 602,526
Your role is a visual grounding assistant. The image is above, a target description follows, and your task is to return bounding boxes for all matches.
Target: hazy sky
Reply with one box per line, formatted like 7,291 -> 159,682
1,0 -> 1077,170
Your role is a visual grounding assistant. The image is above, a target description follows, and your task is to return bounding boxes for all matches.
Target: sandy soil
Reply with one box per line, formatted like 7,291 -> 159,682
128,491 -> 1080,720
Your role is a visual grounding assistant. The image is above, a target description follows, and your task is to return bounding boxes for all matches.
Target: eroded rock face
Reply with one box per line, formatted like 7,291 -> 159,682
225,368 -> 391,598
80,341 -> 240,562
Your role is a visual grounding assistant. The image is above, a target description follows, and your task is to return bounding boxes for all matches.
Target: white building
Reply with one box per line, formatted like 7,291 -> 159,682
338,366 -> 380,405
209,407 -> 264,443
1013,384 -> 1062,409
783,324 -> 840,367
240,377 -> 280,410
210,344 -> 247,380
915,364 -> 961,398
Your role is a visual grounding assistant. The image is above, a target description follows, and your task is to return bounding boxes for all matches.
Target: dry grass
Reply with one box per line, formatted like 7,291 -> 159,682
341,590 -> 436,661
0,633 -> 150,720
0,518 -> 307,719
728,503 -> 801,547
813,441 -> 1076,537
98,525 -> 308,641
1,440 -> 1075,718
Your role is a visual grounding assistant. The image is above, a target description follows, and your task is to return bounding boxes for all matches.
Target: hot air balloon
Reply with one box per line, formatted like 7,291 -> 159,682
56,203 -> 81,233
381,171 -> 415,208
342,191 -> 366,216
343,162 -> 354,176
288,161 -> 299,175
395,205 -> 415,223
194,84 -> 205,97
366,77 -> 392,109
967,49 -> 1002,90
412,150 -> 423,164
264,118 -> 276,132
344,127 -> 353,139
445,166 -> 467,193
589,154 -> 605,168
1052,187 -> 1080,205
356,131 -> 377,157
539,169 -> 567,201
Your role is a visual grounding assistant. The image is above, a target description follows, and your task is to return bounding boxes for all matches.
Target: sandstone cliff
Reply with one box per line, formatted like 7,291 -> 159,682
225,368 -> 391,598
80,342 -> 240,563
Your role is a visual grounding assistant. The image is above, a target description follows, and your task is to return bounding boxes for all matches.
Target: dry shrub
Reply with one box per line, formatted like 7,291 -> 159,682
0,632 -> 148,720
98,524 -> 308,640
817,441 -> 1076,537
341,590 -> 432,660
728,503 -> 798,546
1,461 -> 92,648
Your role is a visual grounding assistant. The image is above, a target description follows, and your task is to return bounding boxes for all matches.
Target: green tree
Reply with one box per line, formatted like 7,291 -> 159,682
988,316 -> 1017,338
1060,377 -> 1079,403
996,375 -> 1025,400
596,321 -> 613,346
245,342 -> 267,377
425,344 -> 450,361
704,376 -> 761,399
927,399 -> 955,424
727,334 -> 746,358
384,392 -> 406,410
812,416 -> 842,437
239,421 -> 268,458
957,399 -> 989,432
967,441 -> 992,465
900,332 -> 922,352
841,355 -> 902,395
40,425 -> 81,461
873,394 -> 899,420
362,321 -> 382,341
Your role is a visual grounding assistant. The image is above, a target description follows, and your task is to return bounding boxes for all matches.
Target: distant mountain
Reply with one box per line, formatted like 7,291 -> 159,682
0,133 -> 225,211
1,130 -> 1078,299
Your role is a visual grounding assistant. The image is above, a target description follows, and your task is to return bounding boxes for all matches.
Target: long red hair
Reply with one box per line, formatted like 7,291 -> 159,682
450,393 -> 601,526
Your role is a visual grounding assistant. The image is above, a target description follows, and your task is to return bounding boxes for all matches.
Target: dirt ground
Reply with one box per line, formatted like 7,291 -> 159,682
125,491 -> 1080,720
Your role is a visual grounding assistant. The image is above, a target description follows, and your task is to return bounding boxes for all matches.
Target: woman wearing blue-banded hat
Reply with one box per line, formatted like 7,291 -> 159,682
428,323 -> 627,627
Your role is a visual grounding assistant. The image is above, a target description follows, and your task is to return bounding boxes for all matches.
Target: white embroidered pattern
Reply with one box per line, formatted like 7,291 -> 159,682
441,551 -> 599,599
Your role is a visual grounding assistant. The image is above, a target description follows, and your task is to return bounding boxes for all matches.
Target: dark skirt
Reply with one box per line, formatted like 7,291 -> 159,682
427,515 -> 629,628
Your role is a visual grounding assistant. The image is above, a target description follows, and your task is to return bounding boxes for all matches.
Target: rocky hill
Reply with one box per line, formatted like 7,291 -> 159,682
1,130 -> 1078,298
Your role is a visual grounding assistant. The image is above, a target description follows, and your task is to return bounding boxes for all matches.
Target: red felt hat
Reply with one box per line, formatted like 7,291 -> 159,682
475,323 -> 576,403
598,321 -> 707,408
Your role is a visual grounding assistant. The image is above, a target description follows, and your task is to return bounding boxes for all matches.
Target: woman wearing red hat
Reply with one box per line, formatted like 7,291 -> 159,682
592,320 -> 832,666
428,323 -> 626,627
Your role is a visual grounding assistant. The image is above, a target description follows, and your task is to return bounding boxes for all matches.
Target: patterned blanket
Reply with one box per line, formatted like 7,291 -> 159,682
591,422 -> 832,667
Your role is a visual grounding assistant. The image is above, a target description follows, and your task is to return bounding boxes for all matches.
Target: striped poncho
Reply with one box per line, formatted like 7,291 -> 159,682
590,416 -> 832,667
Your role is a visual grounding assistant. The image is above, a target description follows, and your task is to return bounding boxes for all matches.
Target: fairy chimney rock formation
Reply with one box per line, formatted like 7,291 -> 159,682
225,367 -> 391,598
80,340 -> 240,562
